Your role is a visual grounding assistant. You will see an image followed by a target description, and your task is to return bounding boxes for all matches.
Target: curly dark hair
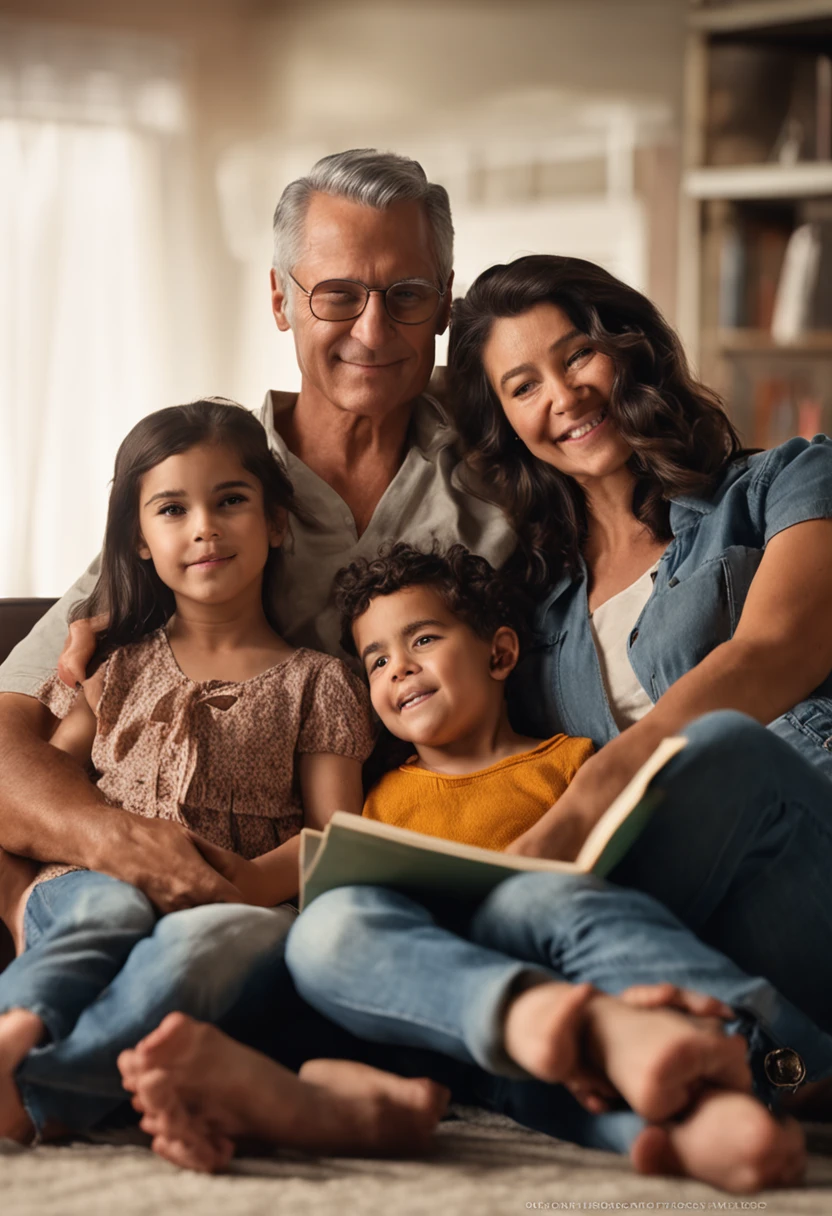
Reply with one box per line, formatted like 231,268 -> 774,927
448,254 -> 746,590
334,541 -> 530,658
73,399 -> 299,662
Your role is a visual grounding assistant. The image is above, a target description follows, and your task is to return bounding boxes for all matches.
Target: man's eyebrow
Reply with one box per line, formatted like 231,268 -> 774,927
499,328 -> 583,389
359,618 -> 445,665
143,480 -> 255,507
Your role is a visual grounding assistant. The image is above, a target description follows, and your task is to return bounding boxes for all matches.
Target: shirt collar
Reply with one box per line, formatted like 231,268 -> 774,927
258,385 -> 456,463
668,491 -> 717,533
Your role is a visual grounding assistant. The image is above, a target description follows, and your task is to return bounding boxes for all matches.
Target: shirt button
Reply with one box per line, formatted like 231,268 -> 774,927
630,629 -> 639,645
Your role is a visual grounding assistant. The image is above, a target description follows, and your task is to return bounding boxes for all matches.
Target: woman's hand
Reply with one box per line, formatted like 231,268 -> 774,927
505,734 -> 656,861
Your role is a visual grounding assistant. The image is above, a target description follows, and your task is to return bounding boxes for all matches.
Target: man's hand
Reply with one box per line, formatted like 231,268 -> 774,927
184,834 -> 274,907
57,614 -> 106,687
102,815 -> 243,913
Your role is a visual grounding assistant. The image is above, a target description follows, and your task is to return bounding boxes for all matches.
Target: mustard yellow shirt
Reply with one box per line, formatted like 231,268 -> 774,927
363,734 -> 594,850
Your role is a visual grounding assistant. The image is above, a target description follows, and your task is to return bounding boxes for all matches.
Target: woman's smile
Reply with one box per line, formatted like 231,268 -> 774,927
555,409 -> 608,444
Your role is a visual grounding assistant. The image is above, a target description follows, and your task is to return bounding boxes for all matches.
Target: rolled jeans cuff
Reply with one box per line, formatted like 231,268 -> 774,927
729,983 -> 832,1110
464,965 -> 556,1079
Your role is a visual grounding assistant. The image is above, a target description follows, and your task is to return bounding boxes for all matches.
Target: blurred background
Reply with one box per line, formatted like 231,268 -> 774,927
3,0 -> 831,595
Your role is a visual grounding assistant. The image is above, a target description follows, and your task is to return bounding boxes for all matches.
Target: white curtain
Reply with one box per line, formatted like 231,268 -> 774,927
0,20 -> 203,596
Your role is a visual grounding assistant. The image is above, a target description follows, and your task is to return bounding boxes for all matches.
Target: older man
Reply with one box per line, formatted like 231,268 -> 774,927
0,149 -> 513,914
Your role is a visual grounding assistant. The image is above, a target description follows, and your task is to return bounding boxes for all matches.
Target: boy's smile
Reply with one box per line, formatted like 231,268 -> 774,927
353,584 -> 515,758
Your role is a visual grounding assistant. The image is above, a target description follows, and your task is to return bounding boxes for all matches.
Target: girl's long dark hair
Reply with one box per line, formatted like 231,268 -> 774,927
73,399 -> 298,662
448,255 -> 745,589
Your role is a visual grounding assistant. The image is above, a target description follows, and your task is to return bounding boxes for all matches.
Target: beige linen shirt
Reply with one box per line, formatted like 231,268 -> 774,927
0,388 -> 515,694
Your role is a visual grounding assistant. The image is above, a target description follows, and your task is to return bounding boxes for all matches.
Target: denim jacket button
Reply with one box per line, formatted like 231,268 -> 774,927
630,629 -> 639,645
764,1047 -> 807,1090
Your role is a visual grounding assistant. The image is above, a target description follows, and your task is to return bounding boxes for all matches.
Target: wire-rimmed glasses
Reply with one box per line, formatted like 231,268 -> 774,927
289,272 -> 444,325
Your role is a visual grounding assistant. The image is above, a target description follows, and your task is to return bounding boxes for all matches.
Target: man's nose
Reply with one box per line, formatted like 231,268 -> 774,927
349,291 -> 396,350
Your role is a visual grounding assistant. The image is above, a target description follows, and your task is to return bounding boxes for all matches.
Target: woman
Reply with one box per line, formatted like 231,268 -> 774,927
448,254 -> 832,864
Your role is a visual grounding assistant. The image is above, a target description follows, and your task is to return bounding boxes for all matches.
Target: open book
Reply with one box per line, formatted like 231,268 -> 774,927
299,735 -> 686,911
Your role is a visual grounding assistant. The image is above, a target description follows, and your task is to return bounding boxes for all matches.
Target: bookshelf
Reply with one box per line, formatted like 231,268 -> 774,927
679,0 -> 832,445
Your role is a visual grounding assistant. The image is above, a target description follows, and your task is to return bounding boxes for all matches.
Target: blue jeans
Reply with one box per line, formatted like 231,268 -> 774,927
612,710 -> 832,1031
0,870 -> 296,1134
286,711 -> 832,1154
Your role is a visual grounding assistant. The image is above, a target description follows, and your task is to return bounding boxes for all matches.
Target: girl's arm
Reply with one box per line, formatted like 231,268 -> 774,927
195,754 -> 365,907
509,517 -> 832,861
247,754 -> 363,902
48,666 -> 105,768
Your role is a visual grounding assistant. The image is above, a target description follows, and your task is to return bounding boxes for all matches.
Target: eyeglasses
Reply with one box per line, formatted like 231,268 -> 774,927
288,272 -> 444,325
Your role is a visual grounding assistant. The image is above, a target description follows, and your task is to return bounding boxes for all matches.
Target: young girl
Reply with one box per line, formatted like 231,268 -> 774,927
0,399 -> 449,1153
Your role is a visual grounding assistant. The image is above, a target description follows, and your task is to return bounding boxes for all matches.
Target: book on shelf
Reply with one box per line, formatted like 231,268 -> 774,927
771,207 -> 832,343
707,44 -> 832,169
298,736 -> 687,911
771,224 -> 822,344
718,214 -> 791,332
749,377 -> 825,450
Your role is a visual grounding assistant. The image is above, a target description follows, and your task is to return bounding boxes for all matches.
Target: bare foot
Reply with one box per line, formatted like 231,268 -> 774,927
298,1057 -> 449,1121
504,982 -> 751,1122
0,850 -> 41,955
631,1090 -> 806,1192
118,1013 -> 450,1173
0,1008 -> 43,1142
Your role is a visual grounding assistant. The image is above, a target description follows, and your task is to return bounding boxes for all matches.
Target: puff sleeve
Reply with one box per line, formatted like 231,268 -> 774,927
296,656 -> 375,762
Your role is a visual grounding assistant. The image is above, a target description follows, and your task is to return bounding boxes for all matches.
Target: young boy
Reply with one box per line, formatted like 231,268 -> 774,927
283,542 -> 832,1192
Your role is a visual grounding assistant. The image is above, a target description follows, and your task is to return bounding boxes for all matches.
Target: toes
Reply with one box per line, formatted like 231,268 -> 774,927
117,1048 -> 139,1091
722,1035 -> 753,1093
152,1133 -> 225,1174
408,1078 -> 451,1121
630,1125 -> 684,1178
135,1013 -> 197,1066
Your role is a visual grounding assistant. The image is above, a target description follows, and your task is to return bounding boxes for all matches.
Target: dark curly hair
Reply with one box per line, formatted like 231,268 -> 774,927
448,254 -> 746,590
73,399 -> 299,663
334,541 -> 530,658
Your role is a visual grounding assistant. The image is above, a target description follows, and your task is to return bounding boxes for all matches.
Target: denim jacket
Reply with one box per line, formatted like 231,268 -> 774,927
508,436 -> 832,774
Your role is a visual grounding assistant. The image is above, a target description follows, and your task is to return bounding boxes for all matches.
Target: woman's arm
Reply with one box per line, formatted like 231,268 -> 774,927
509,517 -> 832,860
195,754 -> 365,907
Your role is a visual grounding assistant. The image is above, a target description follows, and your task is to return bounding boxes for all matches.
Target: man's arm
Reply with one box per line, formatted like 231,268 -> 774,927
0,692 -> 241,911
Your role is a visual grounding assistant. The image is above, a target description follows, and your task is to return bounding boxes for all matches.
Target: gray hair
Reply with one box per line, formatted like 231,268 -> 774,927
272,149 -> 454,297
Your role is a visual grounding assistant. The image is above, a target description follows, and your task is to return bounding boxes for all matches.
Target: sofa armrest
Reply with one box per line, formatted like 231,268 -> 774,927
0,598 -> 58,971
0,598 -> 58,666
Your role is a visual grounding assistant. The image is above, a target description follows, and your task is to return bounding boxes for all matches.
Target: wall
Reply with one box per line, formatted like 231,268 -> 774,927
0,0 -> 689,593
